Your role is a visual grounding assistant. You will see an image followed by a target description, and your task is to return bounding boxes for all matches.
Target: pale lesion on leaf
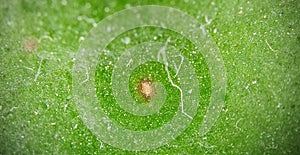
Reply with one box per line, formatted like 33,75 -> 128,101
23,38 -> 38,52
138,78 -> 155,100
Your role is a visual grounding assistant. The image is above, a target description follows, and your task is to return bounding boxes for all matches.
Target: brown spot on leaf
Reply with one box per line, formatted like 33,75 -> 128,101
23,38 -> 38,52
138,78 -> 155,100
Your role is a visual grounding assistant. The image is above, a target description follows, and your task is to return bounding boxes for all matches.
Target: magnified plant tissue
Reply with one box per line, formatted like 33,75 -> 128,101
138,79 -> 155,99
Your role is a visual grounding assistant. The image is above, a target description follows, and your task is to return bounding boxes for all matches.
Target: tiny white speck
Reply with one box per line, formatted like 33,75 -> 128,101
188,89 -> 193,94
277,103 -> 282,108
7,20 -> 13,26
100,142 -> 104,149
125,4 -> 131,9
104,7 -> 110,13
63,104 -> 68,111
50,122 -> 56,126
213,28 -> 217,33
121,37 -> 131,44
79,36 -> 85,42
107,26 -> 111,32
9,107 -> 18,111
85,3 -> 91,9
126,59 -> 133,67
252,80 -> 257,84
61,0 -> 67,6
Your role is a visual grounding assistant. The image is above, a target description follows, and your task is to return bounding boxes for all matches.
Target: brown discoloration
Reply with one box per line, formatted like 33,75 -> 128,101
23,38 -> 38,52
138,79 -> 155,100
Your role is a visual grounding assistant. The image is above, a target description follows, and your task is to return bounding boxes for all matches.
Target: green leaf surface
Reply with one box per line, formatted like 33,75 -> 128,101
1,0 -> 299,154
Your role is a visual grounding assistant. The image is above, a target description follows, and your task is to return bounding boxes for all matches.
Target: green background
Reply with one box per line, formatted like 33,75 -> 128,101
1,0 -> 299,154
